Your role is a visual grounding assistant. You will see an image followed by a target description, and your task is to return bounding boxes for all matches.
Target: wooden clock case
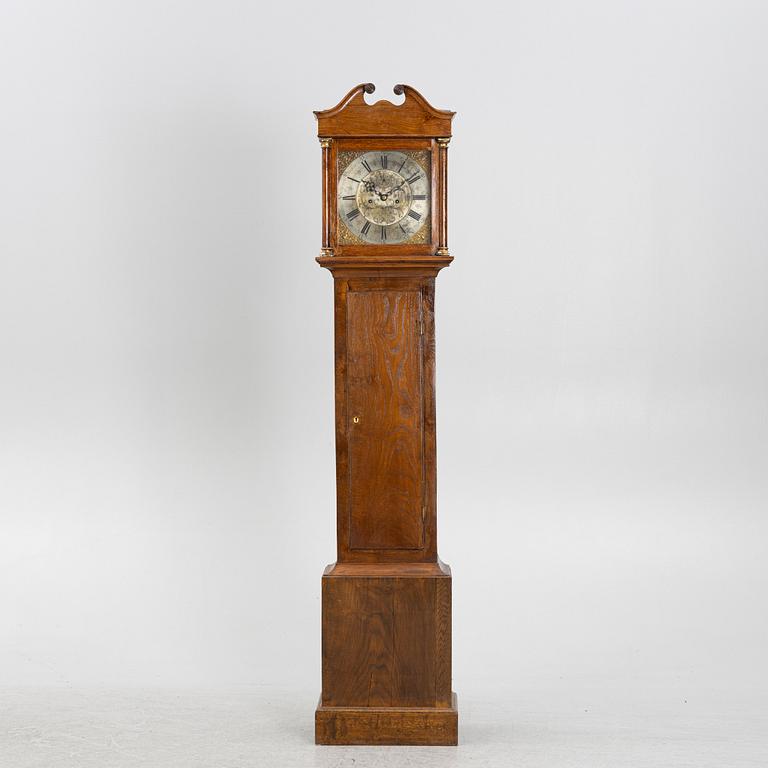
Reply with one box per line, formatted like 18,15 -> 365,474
314,83 -> 458,746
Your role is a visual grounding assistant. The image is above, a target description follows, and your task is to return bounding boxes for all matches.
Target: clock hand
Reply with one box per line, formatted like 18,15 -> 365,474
377,182 -> 405,200
377,180 -> 409,199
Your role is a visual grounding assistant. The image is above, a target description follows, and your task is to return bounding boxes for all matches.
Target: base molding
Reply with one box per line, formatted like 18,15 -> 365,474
315,692 -> 458,745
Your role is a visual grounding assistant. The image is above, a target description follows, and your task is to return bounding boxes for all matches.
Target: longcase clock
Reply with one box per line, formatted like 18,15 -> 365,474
313,83 -> 457,746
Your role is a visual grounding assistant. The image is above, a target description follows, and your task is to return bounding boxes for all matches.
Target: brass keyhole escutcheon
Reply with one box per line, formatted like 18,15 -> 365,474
353,416 -> 360,424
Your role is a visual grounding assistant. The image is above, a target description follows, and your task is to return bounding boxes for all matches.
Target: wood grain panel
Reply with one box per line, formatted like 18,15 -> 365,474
393,579 -> 436,706
321,578 -> 394,707
346,290 -> 424,550
435,575 -> 452,707
321,571 -> 451,710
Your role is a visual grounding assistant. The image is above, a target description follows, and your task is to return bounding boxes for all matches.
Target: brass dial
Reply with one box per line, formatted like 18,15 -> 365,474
337,150 -> 429,244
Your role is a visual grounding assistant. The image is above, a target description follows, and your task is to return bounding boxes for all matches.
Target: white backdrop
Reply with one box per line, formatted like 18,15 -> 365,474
1,0 -> 766,722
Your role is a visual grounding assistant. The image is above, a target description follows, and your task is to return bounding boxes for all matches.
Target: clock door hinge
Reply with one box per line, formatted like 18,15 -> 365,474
419,314 -> 424,336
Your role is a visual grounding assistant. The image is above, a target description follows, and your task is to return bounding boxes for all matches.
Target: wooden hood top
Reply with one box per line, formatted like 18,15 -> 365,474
314,83 -> 455,138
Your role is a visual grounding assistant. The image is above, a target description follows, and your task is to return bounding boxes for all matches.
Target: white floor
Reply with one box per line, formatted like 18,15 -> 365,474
1,686 -> 765,768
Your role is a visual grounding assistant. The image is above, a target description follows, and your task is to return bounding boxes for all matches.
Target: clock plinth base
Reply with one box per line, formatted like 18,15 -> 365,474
315,692 -> 458,746
317,561 -> 457,746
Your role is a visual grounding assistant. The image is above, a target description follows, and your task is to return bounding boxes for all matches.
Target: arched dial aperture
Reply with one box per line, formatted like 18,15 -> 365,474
337,151 -> 430,244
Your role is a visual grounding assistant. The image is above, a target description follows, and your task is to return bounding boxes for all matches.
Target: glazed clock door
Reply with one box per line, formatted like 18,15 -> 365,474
346,284 -> 425,551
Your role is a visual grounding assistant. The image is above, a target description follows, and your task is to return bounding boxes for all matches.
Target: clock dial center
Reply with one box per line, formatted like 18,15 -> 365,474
357,169 -> 412,226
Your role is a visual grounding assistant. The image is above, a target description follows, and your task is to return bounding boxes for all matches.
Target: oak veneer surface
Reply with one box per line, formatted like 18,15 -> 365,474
315,693 -> 458,746
347,289 -> 424,551
330,273 -> 439,564
321,570 -> 451,708
324,561 -> 450,577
